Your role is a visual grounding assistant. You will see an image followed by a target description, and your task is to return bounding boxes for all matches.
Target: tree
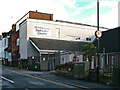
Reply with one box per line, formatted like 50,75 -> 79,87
82,43 -> 97,69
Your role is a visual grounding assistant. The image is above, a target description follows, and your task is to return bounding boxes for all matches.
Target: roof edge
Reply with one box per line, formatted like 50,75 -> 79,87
56,20 -> 109,29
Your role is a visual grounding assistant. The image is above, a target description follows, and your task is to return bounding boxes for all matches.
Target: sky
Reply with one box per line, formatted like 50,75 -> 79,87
0,0 -> 119,35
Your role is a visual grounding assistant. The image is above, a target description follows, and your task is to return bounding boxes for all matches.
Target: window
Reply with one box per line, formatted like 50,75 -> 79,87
4,51 -> 6,58
76,37 -> 80,40
111,55 -> 114,71
91,56 -> 94,69
79,55 -> 83,62
56,28 -> 60,38
106,55 -> 108,65
4,39 -> 6,46
62,58 -> 64,63
67,35 -> 80,41
112,55 -> 114,65
43,58 -> 46,61
16,38 -> 19,46
86,38 -> 91,41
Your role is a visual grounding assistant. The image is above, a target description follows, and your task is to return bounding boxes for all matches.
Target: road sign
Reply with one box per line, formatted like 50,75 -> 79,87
95,30 -> 102,38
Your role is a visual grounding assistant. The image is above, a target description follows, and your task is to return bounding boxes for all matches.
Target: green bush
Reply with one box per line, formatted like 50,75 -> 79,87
112,65 -> 120,86
55,62 -> 74,72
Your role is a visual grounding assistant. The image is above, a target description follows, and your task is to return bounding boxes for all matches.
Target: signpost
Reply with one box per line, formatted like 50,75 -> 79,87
95,30 -> 102,38
95,29 -> 102,82
96,0 -> 102,82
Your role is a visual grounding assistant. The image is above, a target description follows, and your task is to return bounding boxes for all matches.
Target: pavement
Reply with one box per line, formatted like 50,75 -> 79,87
1,65 -> 120,90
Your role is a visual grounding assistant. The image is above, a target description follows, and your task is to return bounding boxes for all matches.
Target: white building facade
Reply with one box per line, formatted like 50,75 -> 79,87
118,1 -> 120,26
1,34 -> 12,65
18,18 -> 107,70
2,37 -> 8,60
19,19 -> 93,59
0,39 -> 2,62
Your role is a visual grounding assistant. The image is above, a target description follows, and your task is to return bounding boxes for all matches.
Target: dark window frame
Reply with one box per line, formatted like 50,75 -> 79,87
86,38 -> 91,41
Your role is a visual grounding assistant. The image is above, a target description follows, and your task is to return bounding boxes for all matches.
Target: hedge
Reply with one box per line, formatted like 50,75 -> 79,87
55,62 -> 74,72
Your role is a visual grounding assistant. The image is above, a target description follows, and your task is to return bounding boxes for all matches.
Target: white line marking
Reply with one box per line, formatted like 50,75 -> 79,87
64,82 -> 88,89
29,82 -> 45,85
1,76 -> 14,84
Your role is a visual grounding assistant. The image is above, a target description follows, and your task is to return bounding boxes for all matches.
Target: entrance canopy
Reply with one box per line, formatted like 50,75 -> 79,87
29,37 -> 88,52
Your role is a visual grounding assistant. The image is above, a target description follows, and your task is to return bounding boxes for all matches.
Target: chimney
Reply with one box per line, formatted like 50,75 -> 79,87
12,24 -> 16,31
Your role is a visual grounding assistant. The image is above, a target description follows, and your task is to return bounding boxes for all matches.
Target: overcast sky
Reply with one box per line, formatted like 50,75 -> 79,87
0,0 -> 119,35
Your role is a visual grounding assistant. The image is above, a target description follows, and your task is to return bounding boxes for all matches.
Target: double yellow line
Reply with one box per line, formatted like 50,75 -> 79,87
6,69 -> 76,88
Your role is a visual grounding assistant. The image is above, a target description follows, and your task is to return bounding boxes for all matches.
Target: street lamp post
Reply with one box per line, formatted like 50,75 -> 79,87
95,27 -> 102,82
97,0 -> 100,82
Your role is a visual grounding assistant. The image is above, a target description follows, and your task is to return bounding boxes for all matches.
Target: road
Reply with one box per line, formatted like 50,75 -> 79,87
1,65 -> 80,90
1,65 -> 118,90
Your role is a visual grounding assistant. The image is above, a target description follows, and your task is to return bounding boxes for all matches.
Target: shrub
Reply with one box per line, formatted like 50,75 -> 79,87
112,65 -> 120,86
55,62 -> 74,72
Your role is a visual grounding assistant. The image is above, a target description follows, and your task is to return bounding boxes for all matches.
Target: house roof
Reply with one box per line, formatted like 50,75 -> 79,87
56,20 -> 109,29
29,38 -> 88,51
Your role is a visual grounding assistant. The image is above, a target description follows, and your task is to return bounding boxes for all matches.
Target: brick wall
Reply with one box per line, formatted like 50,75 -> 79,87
29,11 -> 53,21
12,31 -> 19,55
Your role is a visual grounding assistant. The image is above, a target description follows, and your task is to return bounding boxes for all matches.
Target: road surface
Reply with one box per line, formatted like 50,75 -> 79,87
1,65 -> 118,90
